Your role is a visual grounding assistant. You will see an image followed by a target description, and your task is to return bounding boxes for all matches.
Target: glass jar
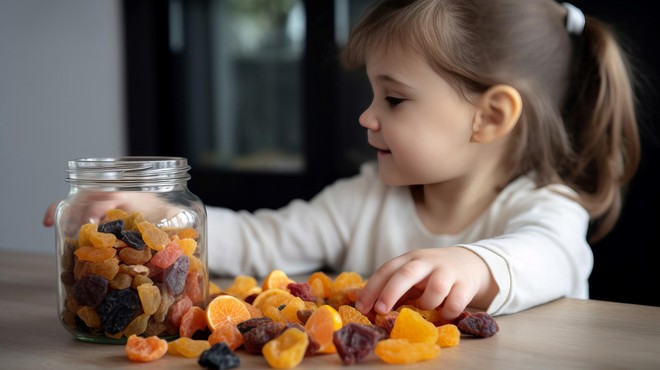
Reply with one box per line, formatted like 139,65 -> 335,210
55,157 -> 208,343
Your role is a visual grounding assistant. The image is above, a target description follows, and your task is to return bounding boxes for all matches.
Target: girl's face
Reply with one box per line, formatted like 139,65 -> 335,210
360,48 -> 479,186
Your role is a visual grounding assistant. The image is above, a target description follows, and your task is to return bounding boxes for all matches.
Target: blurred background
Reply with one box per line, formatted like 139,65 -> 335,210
1,0 -> 657,307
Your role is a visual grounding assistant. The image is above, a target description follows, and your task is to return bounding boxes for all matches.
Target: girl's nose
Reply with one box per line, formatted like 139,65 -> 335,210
359,103 -> 379,130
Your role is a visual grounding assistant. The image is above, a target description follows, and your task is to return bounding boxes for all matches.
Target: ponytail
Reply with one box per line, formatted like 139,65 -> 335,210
562,16 -> 640,242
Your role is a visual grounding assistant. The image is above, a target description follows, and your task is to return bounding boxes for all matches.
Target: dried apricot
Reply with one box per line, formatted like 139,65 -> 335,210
374,338 -> 440,364
180,306 -> 208,338
436,324 -> 460,348
136,221 -> 170,251
262,328 -> 309,369
208,321 -> 244,351
168,337 -> 211,358
125,334 -> 168,362
390,307 -> 438,344
74,246 -> 116,262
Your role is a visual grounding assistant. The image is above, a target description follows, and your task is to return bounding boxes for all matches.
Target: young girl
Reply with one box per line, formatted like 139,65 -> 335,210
44,0 -> 640,321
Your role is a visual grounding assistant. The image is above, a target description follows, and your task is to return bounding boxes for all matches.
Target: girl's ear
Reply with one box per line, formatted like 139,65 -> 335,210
471,85 -> 522,143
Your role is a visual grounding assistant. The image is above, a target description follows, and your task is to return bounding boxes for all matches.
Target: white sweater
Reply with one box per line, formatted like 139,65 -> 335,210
207,162 -> 593,315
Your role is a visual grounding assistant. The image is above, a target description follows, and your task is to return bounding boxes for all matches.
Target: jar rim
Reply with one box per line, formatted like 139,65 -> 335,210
66,156 -> 191,183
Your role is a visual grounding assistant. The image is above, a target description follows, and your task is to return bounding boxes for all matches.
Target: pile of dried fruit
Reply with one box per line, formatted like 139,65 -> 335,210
124,269 -> 499,367
59,208 -> 205,340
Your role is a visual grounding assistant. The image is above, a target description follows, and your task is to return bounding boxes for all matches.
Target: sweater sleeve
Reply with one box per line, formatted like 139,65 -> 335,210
459,185 -> 593,316
205,164 -> 379,278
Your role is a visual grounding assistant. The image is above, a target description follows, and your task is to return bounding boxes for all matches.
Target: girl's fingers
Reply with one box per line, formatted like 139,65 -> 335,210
415,269 -> 453,310
355,255 -> 410,314
438,282 -> 472,321
360,258 -> 433,314
42,201 -> 59,227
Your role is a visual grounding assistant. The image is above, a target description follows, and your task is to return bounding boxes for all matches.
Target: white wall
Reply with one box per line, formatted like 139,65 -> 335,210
0,0 -> 125,254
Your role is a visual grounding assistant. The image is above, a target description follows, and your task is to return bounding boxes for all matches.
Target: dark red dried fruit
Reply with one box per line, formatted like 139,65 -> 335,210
456,311 -> 499,338
287,282 -> 316,302
72,275 -> 108,307
333,323 -> 383,365
236,316 -> 272,334
241,321 -> 285,354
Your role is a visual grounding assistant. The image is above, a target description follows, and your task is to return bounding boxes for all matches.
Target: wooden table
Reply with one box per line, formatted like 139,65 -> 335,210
1,250 -> 659,370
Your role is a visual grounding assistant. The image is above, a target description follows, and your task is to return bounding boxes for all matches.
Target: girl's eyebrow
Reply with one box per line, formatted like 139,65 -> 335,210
375,74 -> 413,89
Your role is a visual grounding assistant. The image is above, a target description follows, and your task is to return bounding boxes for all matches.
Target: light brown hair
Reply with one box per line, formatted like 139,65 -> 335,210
342,0 -> 640,242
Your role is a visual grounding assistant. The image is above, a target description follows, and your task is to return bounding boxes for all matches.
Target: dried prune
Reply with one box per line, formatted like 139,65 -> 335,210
164,255 -> 189,295
287,282 -> 316,302
98,219 -> 124,238
236,317 -> 272,334
333,323 -> 383,365
198,342 -> 240,370
121,230 -> 147,251
242,321 -> 285,354
72,275 -> 108,307
456,311 -> 499,338
97,288 -> 141,334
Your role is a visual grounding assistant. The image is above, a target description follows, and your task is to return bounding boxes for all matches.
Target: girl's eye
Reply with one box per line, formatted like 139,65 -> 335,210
385,96 -> 405,107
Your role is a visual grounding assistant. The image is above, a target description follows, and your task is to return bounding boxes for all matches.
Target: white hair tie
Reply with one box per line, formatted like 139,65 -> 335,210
562,2 -> 585,35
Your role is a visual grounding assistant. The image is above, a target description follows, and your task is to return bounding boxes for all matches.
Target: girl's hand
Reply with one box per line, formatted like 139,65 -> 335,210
355,246 -> 497,322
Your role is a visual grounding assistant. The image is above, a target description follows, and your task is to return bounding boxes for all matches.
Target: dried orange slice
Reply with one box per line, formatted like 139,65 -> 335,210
338,304 -> 371,326
205,295 -> 251,331
262,269 -> 295,291
308,271 -> 333,299
304,304 -> 342,354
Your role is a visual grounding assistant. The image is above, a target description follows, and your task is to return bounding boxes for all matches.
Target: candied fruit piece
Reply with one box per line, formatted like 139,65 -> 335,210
137,283 -> 161,315
123,313 -> 150,337
121,230 -> 147,250
118,246 -> 151,265
199,342 -> 240,370
154,283 -> 175,323
179,306 -> 208,338
150,241 -> 184,269
76,306 -> 101,328
262,327 -> 309,369
97,219 -> 124,238
374,338 -> 440,364
185,270 -> 204,306
177,227 -> 199,240
390,307 -> 438,344
338,304 -> 372,326
110,272 -> 133,290
287,282 -> 316,302
72,275 -> 108,307
242,321 -> 285,354
456,311 -> 499,338
437,324 -> 461,347
90,230 -> 117,249
209,321 -> 244,351
167,296 -> 193,328
125,334 -> 168,362
178,238 -> 197,256
86,257 -> 120,281
304,304 -> 342,354
333,323 -> 383,365
97,288 -> 141,334
237,316 -> 272,334
137,221 -> 170,251
74,246 -> 116,262
78,223 -> 98,247
168,337 -> 211,358
164,255 -> 190,295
